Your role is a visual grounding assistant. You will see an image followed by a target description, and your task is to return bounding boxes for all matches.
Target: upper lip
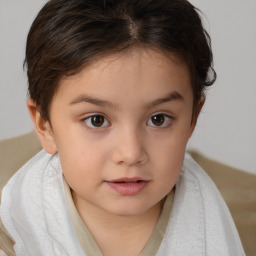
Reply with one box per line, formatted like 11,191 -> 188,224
107,177 -> 148,183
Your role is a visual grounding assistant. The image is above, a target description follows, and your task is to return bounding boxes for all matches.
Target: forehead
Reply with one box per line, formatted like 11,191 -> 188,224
54,48 -> 192,106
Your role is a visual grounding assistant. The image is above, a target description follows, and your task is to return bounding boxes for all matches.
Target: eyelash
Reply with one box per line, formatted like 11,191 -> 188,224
83,114 -> 110,129
82,113 -> 173,129
146,113 -> 173,128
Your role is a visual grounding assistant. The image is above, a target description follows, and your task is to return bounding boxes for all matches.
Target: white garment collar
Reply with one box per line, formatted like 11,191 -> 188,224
0,151 -> 245,256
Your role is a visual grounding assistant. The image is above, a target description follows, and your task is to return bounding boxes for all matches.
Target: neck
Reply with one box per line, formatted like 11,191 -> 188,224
72,192 -> 164,256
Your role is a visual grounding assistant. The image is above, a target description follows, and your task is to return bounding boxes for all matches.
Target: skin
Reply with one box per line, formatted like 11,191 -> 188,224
28,48 -> 203,256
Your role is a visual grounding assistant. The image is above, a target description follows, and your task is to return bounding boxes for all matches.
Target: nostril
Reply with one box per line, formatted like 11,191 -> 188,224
111,140 -> 149,166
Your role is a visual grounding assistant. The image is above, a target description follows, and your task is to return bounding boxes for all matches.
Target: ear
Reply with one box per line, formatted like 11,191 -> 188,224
27,98 -> 57,154
188,96 -> 205,138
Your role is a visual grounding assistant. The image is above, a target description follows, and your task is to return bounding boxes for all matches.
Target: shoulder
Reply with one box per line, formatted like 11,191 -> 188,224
182,153 -> 216,184
0,249 -> 8,256
0,131 -> 42,201
0,217 -> 15,256
181,153 -> 228,202
157,153 -> 245,255
3,150 -> 58,195
181,153 -> 234,218
178,153 -> 245,254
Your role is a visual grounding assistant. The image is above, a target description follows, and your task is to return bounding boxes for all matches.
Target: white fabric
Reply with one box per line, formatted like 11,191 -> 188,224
0,150 -> 245,256
156,155 -> 245,256
0,151 -> 85,256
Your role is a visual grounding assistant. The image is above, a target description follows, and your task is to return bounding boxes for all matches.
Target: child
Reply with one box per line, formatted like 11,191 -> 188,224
0,0 -> 245,255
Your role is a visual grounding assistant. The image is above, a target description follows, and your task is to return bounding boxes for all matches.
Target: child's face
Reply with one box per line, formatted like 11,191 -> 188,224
38,49 -> 196,216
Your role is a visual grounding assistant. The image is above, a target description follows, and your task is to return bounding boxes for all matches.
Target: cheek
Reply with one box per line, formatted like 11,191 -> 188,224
151,144 -> 184,197
152,142 -> 185,177
59,151 -> 101,198
57,135 -> 110,187
148,125 -> 190,181
150,125 -> 190,161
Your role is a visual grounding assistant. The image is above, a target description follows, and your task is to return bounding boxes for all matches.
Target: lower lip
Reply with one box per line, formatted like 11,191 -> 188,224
106,181 -> 149,195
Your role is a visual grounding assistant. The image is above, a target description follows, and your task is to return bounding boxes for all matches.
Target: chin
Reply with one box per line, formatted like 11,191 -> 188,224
105,200 -> 159,218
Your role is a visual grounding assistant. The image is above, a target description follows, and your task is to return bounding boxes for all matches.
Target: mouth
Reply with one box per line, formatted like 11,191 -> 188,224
109,177 -> 147,183
106,177 -> 149,195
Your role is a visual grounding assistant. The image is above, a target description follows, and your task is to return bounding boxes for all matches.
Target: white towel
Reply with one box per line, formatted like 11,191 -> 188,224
0,150 -> 245,256
0,151 -> 85,256
156,155 -> 245,256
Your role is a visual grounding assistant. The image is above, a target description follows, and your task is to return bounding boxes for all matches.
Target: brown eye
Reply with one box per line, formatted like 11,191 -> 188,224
84,115 -> 109,128
91,115 -> 104,127
147,114 -> 172,127
151,114 -> 165,126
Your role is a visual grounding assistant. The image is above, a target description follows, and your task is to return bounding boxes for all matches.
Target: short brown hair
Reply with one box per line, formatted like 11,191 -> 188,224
25,0 -> 216,121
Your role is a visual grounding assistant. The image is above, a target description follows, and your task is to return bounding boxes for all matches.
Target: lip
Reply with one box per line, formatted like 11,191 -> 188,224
106,177 -> 149,196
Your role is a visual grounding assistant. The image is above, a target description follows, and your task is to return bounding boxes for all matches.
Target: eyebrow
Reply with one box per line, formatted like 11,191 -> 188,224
147,91 -> 184,108
70,91 -> 184,109
70,95 -> 116,108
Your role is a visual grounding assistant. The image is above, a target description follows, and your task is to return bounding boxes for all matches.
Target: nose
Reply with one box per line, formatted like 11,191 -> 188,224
111,128 -> 148,166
